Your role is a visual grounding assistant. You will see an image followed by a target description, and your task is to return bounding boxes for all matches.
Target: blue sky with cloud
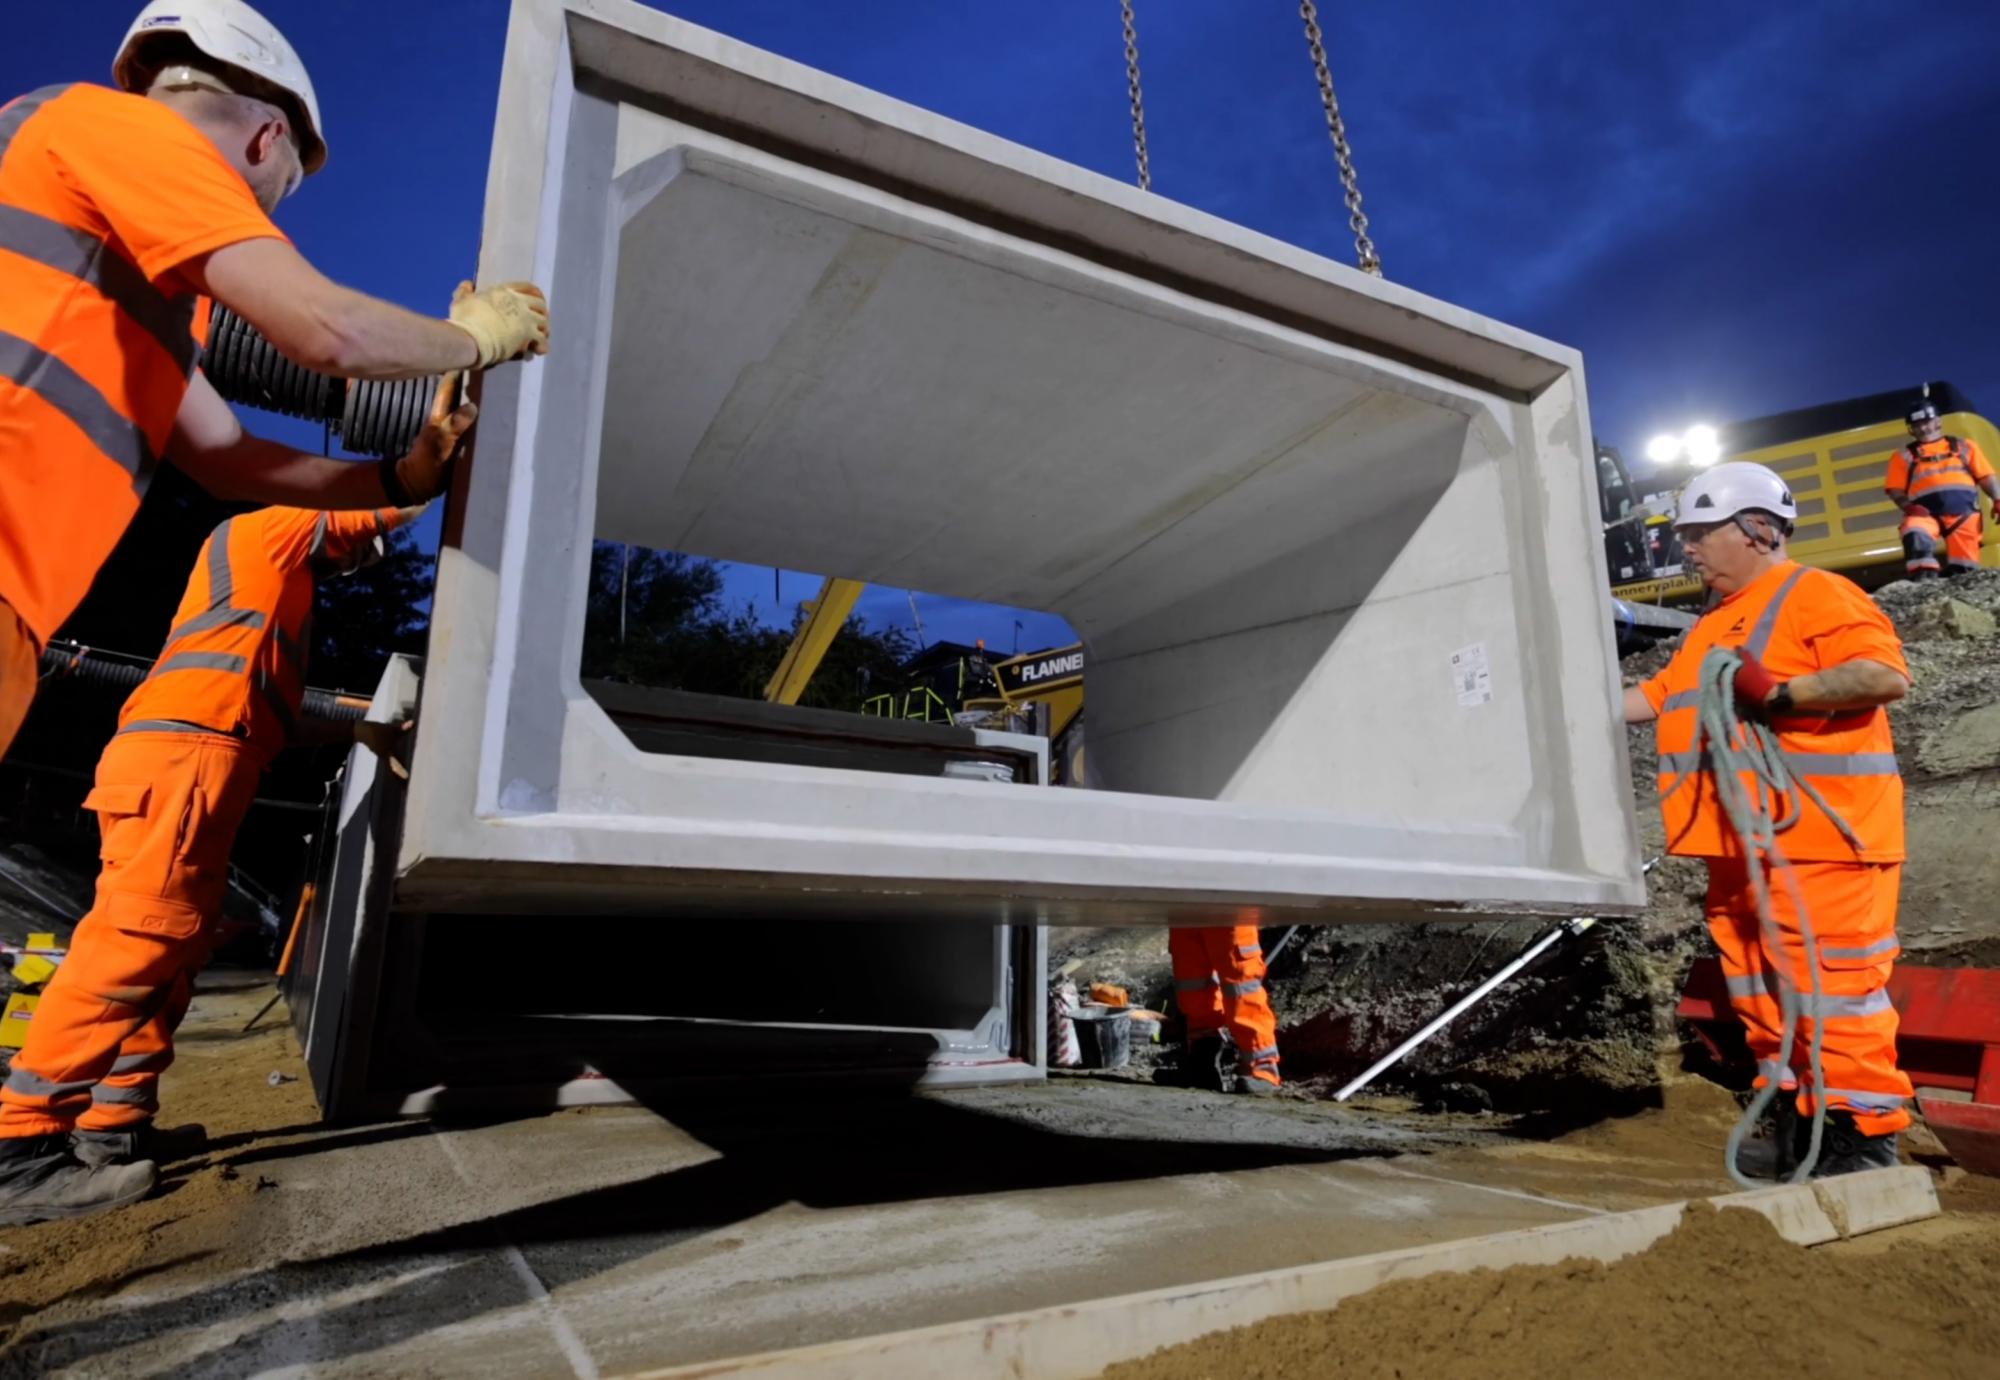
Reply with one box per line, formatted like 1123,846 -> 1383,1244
14,1 -> 1995,650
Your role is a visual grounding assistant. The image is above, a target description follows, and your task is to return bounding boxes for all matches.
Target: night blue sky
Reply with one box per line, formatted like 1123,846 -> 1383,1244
13,2 -> 1998,651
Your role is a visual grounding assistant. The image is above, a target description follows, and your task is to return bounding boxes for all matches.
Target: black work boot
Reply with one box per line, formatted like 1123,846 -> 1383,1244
72,1122 -> 208,1169
1809,1111 -> 1900,1178
1237,1070 -> 1282,1098
0,1133 -> 156,1226
1733,1098 -> 1800,1180
1162,1035 -> 1229,1091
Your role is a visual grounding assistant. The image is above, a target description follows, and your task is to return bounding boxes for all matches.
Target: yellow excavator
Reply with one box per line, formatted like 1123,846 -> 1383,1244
1604,381 -> 2000,607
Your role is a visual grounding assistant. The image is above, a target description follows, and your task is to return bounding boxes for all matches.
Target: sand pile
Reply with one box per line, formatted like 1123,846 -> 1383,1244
1105,1185 -> 2000,1380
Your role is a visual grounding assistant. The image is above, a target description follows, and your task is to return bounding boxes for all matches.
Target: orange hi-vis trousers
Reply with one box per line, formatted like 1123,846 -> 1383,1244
1899,507 -> 1983,576
1706,857 -> 1913,1135
1170,925 -> 1280,1086
0,730 -> 260,1137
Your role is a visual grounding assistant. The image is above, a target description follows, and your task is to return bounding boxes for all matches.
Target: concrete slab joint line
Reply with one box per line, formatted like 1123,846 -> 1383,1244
624,1169 -> 1937,1380
432,1128 -> 602,1380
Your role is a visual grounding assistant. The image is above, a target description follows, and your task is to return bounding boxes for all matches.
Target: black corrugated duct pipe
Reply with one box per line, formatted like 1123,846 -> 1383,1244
39,641 -> 368,724
204,306 -> 442,460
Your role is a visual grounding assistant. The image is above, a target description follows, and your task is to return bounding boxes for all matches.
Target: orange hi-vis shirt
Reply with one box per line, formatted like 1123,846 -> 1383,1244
1887,436 -> 1994,515
118,506 -> 406,762
1638,561 -> 1907,863
0,83 -> 286,646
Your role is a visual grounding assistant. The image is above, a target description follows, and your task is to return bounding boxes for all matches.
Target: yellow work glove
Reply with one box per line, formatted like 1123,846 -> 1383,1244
381,372 -> 476,505
449,279 -> 550,368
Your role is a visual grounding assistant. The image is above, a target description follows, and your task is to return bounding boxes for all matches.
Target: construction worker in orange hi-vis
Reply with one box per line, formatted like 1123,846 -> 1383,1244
1625,462 -> 1912,1180
0,390 -> 468,1222
1169,926 -> 1282,1095
0,1 -> 551,761
1885,396 -> 2000,579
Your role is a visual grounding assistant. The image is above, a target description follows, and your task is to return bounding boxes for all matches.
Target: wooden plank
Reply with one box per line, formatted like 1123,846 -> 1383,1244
628,1167 -> 1937,1380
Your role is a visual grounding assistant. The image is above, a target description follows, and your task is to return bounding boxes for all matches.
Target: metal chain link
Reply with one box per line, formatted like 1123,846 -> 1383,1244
1120,0 -> 1152,191
1299,0 -> 1380,276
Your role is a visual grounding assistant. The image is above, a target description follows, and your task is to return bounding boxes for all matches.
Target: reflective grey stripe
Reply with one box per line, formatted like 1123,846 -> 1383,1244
0,205 -> 198,377
1175,976 -> 1219,992
308,513 -> 330,559
116,719 -> 236,738
109,1050 -> 171,1075
1724,971 -> 1779,1000
1223,979 -> 1264,998
163,605 -> 266,645
1744,566 -> 1810,658
1791,752 -> 1900,777
1657,750 -> 1899,778
2,1066 -> 94,1099
0,328 -> 156,483
205,519 -> 236,611
1803,989 -> 1894,1020
1756,1058 -> 1792,1083
1659,690 -> 1702,712
0,86 -> 69,164
153,651 -> 247,675
1820,934 -> 1900,962
1241,1045 -> 1279,1061
1821,1088 -> 1907,1112
90,1082 -> 158,1107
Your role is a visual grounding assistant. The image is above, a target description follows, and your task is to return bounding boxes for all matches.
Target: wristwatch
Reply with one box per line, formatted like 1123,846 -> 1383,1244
1768,682 -> 1795,714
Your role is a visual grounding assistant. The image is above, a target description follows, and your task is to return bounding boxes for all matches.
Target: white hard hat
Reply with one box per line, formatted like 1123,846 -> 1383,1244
1673,461 -> 1798,528
114,0 -> 326,174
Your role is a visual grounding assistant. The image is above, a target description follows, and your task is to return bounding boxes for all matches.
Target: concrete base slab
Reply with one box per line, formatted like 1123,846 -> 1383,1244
634,1169 -> 1939,1380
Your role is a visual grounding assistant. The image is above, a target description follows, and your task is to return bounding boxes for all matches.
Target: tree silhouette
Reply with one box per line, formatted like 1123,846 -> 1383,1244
581,542 -> 913,711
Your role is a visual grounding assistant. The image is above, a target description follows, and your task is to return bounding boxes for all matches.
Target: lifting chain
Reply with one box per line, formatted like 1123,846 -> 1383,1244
1298,0 -> 1381,276
1119,0 -> 1152,191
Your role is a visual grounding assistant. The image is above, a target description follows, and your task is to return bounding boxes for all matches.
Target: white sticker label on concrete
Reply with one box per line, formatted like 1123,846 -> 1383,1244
1451,642 -> 1492,707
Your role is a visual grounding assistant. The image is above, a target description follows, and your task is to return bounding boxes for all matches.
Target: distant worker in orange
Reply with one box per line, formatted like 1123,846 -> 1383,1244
1169,926 -> 1282,1095
1625,462 -> 1912,1179
0,399 -> 465,1223
1885,397 -> 2000,579
0,0 -> 550,757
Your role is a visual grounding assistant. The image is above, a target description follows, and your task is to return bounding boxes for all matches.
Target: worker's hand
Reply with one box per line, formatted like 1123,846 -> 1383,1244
448,279 -> 550,369
388,372 -> 476,504
354,719 -> 414,780
1732,650 -> 1784,717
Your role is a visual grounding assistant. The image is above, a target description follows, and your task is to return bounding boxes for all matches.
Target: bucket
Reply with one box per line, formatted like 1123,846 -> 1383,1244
1071,1003 -> 1131,1070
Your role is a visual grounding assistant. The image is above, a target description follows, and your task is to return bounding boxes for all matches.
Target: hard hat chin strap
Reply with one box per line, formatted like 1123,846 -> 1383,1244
1732,511 -> 1788,552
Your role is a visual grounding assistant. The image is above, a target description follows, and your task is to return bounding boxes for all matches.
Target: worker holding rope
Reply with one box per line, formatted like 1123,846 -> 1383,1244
1625,462 -> 1913,1180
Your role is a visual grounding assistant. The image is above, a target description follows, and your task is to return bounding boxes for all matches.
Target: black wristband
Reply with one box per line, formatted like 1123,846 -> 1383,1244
377,455 -> 414,507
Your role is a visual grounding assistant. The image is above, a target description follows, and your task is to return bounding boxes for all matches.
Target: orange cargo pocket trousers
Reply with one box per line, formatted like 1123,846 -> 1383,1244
1706,857 -> 1913,1135
1169,925 -> 1281,1086
0,731 -> 260,1137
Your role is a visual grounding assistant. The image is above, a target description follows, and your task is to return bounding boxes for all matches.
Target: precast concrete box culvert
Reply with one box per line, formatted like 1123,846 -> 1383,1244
295,0 -> 1645,1117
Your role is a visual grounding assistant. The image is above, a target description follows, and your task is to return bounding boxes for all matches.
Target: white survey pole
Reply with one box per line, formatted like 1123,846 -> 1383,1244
1332,917 -> 1598,1103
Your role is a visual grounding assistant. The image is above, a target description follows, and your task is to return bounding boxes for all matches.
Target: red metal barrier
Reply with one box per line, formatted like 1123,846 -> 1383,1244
1679,958 -> 2000,1174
